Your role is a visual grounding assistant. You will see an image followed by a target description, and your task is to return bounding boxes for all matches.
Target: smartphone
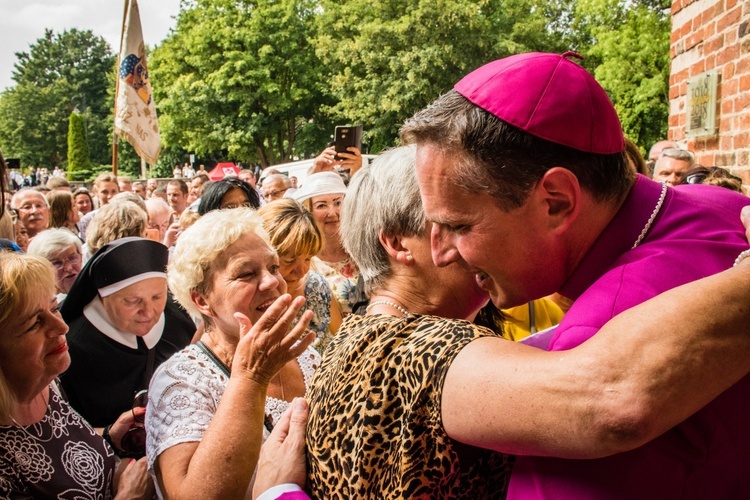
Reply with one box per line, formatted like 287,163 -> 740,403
334,125 -> 363,160
144,228 -> 160,242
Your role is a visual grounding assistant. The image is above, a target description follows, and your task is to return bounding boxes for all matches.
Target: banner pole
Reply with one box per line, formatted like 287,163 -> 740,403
112,0 -> 130,175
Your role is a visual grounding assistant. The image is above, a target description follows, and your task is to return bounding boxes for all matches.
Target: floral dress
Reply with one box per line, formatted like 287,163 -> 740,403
303,271 -> 334,352
312,256 -> 359,316
0,383 -> 117,499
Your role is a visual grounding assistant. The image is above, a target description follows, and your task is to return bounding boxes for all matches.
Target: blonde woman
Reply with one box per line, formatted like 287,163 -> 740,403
259,199 -> 342,352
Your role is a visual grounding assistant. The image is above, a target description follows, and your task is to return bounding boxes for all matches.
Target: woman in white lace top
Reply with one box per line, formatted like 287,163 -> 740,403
145,208 -> 317,499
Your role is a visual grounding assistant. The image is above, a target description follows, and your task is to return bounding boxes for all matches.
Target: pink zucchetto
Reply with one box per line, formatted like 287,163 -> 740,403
454,52 -> 625,155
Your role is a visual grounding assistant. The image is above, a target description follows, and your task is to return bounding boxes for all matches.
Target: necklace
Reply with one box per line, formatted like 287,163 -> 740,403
366,300 -> 410,317
9,389 -> 53,442
632,182 -> 668,249
274,373 -> 286,401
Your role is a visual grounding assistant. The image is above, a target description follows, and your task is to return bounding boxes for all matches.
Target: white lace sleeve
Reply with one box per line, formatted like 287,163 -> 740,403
145,345 -> 228,475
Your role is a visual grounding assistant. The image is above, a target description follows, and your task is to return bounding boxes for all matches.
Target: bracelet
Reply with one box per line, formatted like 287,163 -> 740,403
102,424 -> 117,451
734,249 -> 750,267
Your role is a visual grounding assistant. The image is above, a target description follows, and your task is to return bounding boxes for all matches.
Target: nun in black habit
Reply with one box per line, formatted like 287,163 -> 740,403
60,237 -> 195,433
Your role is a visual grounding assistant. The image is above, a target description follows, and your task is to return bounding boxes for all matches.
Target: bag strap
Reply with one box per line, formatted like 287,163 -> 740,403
195,341 -> 231,378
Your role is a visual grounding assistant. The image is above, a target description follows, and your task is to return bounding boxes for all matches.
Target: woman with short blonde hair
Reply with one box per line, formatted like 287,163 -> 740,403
85,200 -> 147,256
259,199 -> 342,351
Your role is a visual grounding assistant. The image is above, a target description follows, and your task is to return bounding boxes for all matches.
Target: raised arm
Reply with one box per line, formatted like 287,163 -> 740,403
154,296 -> 314,499
443,257 -> 750,458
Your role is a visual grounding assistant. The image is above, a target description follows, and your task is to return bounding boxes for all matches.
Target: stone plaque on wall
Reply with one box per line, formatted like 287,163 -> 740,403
686,71 -> 718,138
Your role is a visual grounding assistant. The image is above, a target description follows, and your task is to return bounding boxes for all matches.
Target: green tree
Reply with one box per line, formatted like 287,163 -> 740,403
573,0 -> 671,152
0,29 -> 115,168
313,0 -> 573,151
67,111 -> 91,180
150,0 -> 325,167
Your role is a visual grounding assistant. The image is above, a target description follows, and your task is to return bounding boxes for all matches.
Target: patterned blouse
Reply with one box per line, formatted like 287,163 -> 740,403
307,314 -> 513,499
0,383 -> 117,499
302,271 -> 333,350
145,343 -> 320,498
311,256 -> 359,316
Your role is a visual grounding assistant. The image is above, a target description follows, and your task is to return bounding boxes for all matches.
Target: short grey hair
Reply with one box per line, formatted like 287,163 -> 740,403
111,191 -> 147,213
168,208 -> 272,321
27,228 -> 82,260
657,148 -> 694,168
340,145 -> 425,295
263,174 -> 293,189
145,197 -> 171,217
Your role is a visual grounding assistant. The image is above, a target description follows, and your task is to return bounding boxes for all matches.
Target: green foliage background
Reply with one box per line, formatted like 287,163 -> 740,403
66,111 -> 91,179
0,0 -> 672,172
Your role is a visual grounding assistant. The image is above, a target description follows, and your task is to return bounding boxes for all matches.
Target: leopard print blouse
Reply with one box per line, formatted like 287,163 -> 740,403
307,313 -> 512,499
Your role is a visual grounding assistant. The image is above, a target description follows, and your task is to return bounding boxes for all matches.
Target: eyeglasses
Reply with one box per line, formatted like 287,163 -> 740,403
49,252 -> 82,270
685,173 -> 708,185
263,188 -> 288,200
120,390 -> 148,457
16,201 -> 48,212
8,208 -> 18,224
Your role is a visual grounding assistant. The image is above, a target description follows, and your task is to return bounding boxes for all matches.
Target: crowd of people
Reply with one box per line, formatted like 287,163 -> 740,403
2,51 -> 750,499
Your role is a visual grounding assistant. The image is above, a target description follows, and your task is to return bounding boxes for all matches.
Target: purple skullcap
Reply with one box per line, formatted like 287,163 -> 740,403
454,52 -> 625,155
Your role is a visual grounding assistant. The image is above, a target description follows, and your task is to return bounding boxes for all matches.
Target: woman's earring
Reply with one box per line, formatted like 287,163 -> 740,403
405,254 -> 414,263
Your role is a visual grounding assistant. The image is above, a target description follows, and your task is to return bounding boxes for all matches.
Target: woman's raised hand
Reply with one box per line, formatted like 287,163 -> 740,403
231,294 -> 314,385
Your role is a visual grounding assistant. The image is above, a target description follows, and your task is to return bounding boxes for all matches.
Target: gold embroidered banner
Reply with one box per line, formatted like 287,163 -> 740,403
114,0 -> 160,165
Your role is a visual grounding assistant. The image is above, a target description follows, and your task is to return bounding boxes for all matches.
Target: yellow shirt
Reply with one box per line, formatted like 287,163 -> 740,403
501,297 -> 564,342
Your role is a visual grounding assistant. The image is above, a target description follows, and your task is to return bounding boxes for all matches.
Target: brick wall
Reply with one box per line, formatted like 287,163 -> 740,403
670,0 -> 750,182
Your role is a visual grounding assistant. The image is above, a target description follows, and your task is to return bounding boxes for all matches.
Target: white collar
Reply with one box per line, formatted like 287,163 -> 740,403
83,295 -> 165,349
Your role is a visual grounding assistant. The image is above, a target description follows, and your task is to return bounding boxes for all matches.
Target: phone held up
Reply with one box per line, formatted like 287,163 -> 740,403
334,125 -> 363,161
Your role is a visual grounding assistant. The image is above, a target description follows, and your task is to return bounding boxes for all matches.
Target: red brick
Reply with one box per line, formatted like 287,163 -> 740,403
722,98 -> 734,114
717,43 -> 741,66
735,134 -> 750,148
725,61 -> 736,78
703,1 -> 723,23
737,150 -> 749,166
739,111 -> 750,129
690,59 -> 706,75
672,0 -> 682,16
720,117 -> 733,133
669,114 -> 680,127
737,56 -> 750,73
735,92 -> 750,110
742,39 -> 750,55
741,74 -> 750,91
704,35 -> 724,55
727,30 -> 738,45
727,0 -> 739,10
721,76 -> 739,95
687,31 -> 705,50
716,152 -> 737,166
733,168 -> 750,183
721,135 -> 734,149
670,84 -> 680,99
718,6 -> 742,32
706,53 -> 717,69
705,20 -> 717,38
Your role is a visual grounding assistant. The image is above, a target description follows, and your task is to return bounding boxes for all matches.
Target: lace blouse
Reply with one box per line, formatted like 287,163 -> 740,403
145,343 -> 320,497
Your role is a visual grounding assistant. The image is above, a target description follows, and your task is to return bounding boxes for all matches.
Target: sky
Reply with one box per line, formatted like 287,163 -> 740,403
0,0 -> 181,91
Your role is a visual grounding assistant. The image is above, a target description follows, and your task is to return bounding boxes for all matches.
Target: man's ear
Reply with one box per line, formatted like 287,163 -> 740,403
536,167 -> 581,231
378,231 -> 414,265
